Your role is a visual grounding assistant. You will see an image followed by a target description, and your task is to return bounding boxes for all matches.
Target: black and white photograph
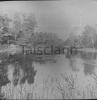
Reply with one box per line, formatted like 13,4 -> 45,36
0,0 -> 97,99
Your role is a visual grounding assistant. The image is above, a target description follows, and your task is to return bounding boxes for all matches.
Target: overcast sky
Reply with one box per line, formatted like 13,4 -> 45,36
0,0 -> 97,39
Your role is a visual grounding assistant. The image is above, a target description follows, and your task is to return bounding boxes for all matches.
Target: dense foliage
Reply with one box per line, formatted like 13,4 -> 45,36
65,25 -> 97,49
0,13 -> 97,90
0,13 -> 38,87
0,13 -> 65,89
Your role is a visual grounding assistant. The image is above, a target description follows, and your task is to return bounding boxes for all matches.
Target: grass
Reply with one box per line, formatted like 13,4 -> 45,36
1,71 -> 97,99
55,72 -> 97,99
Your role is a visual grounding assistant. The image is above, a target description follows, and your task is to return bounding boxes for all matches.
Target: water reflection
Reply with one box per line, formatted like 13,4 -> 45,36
65,48 -> 97,75
84,63 -> 96,75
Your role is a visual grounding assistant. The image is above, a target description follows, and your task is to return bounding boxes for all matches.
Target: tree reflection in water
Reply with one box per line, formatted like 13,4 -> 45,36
0,52 -> 37,87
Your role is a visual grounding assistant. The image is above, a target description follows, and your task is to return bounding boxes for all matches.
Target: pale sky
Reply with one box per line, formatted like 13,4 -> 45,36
0,0 -> 97,39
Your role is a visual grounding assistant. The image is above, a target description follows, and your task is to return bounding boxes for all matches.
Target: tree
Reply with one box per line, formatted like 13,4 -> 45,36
81,25 -> 97,48
0,13 -> 38,88
0,14 -> 12,45
15,13 -> 37,46
22,13 -> 37,38
12,13 -> 22,41
31,32 -> 64,48
64,31 -> 82,49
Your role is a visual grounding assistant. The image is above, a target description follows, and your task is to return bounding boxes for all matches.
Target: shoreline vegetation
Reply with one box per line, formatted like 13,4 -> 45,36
0,12 -> 97,99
